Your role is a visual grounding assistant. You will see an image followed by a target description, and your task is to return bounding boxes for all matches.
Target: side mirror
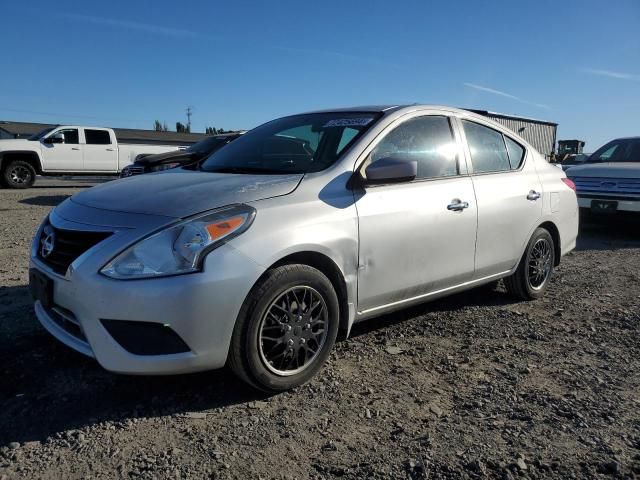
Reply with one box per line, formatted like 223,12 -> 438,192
364,157 -> 417,185
44,134 -> 64,144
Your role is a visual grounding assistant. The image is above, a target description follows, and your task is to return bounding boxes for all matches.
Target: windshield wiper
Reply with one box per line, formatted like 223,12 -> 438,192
204,166 -> 301,175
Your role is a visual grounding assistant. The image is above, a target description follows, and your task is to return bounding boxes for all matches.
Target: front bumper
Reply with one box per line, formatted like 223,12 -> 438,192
30,206 -> 265,375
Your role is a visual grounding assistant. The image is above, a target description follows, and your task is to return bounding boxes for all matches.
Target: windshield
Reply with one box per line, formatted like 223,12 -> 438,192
200,113 -> 380,174
186,136 -> 230,153
28,127 -> 56,141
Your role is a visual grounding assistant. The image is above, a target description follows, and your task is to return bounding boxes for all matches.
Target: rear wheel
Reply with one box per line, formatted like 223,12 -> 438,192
504,228 -> 555,300
229,264 -> 339,392
2,160 -> 36,189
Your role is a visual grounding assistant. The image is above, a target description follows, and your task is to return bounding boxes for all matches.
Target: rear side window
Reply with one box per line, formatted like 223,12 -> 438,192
462,121 -> 510,173
85,129 -> 112,145
369,115 -> 459,180
504,136 -> 525,169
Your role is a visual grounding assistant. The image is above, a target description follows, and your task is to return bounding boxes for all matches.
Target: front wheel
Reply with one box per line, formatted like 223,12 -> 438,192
504,227 -> 555,300
2,160 -> 36,189
228,264 -> 339,392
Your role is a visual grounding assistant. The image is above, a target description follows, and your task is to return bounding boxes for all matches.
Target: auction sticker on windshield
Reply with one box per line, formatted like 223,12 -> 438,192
323,118 -> 374,128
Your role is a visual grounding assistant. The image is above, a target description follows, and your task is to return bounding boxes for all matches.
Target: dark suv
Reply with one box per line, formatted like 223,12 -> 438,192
120,132 -> 244,178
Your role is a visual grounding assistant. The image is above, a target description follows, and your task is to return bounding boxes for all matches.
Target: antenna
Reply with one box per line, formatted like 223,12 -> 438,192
186,106 -> 194,131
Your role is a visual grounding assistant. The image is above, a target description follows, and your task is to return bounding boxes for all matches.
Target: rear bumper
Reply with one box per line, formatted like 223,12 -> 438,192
577,196 -> 640,212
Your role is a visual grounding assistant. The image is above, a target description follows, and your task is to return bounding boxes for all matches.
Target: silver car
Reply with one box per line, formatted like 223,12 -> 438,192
29,105 -> 579,391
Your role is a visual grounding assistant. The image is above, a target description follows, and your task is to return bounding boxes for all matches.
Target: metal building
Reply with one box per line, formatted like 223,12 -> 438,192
467,109 -> 558,159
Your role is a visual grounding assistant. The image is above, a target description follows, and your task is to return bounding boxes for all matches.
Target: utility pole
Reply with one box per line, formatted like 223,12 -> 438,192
185,106 -> 194,132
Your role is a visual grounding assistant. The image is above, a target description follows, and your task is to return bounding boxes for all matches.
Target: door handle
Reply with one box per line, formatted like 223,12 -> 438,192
71,147 -> 80,151
447,199 -> 469,211
527,190 -> 541,201
106,148 -> 115,151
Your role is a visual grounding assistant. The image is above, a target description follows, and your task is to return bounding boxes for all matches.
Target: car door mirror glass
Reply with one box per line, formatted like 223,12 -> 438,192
364,157 -> 417,184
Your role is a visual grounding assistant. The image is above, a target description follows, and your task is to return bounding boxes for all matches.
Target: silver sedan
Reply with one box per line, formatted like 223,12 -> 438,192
29,105 -> 579,391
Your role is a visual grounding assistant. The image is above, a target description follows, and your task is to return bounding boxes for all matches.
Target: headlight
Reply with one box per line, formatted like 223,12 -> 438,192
100,205 -> 255,279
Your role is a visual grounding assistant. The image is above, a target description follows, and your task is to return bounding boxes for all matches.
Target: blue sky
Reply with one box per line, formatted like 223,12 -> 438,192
2,0 -> 638,150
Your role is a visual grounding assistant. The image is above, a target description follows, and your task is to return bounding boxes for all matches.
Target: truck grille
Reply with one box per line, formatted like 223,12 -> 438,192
37,222 -> 112,275
570,176 -> 640,198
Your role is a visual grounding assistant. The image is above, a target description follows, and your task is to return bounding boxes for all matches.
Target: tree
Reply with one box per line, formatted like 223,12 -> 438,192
205,127 -> 227,135
153,120 -> 168,132
176,122 -> 186,133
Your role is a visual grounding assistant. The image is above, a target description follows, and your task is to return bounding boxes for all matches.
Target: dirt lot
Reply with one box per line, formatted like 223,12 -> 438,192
0,178 -> 639,479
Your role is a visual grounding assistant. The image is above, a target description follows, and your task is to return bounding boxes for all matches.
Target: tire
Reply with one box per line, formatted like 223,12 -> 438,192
2,160 -> 36,189
228,264 -> 340,392
504,227 -> 555,300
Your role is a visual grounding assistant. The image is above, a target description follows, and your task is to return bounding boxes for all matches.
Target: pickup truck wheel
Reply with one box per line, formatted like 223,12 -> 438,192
504,228 -> 555,300
2,161 -> 36,189
228,264 -> 339,392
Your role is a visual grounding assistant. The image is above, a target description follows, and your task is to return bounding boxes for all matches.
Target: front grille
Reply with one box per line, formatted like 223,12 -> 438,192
47,304 -> 88,343
571,176 -> 640,197
37,222 -> 112,275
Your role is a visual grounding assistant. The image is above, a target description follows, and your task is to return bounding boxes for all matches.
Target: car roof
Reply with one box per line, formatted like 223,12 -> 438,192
301,104 -> 496,117
303,105 -> 403,114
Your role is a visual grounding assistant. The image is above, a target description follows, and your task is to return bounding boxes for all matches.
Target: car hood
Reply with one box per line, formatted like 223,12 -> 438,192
566,162 -> 640,179
0,138 -> 39,151
70,169 -> 303,218
135,150 -> 195,166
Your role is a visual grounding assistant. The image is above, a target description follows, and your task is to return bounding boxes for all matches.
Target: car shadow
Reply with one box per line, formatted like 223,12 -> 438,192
348,282 -> 514,339
18,195 -> 70,207
0,285 -> 266,445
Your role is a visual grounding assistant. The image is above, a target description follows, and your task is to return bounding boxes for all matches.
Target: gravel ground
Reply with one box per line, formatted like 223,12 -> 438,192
0,178 -> 639,479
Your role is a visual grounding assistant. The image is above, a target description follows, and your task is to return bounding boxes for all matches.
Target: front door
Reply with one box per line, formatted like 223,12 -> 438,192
355,114 -> 477,314
41,128 -> 83,171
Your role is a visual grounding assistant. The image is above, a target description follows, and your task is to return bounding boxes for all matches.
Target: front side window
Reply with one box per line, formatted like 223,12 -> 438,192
55,129 -> 79,144
367,116 -> 458,180
462,121 -> 510,173
85,129 -> 111,145
201,112 -> 379,174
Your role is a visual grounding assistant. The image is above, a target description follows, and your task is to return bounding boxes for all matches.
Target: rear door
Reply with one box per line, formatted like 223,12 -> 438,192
83,129 -> 118,172
41,128 -> 83,171
457,119 -> 543,278
355,113 -> 477,313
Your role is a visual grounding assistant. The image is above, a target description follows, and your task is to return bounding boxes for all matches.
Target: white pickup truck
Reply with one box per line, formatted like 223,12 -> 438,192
0,126 -> 184,188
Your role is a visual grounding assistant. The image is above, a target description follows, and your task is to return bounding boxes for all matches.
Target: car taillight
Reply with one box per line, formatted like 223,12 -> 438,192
562,178 -> 576,192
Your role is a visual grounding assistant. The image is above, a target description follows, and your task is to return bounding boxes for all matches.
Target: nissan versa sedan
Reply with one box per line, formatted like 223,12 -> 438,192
29,105 -> 579,392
